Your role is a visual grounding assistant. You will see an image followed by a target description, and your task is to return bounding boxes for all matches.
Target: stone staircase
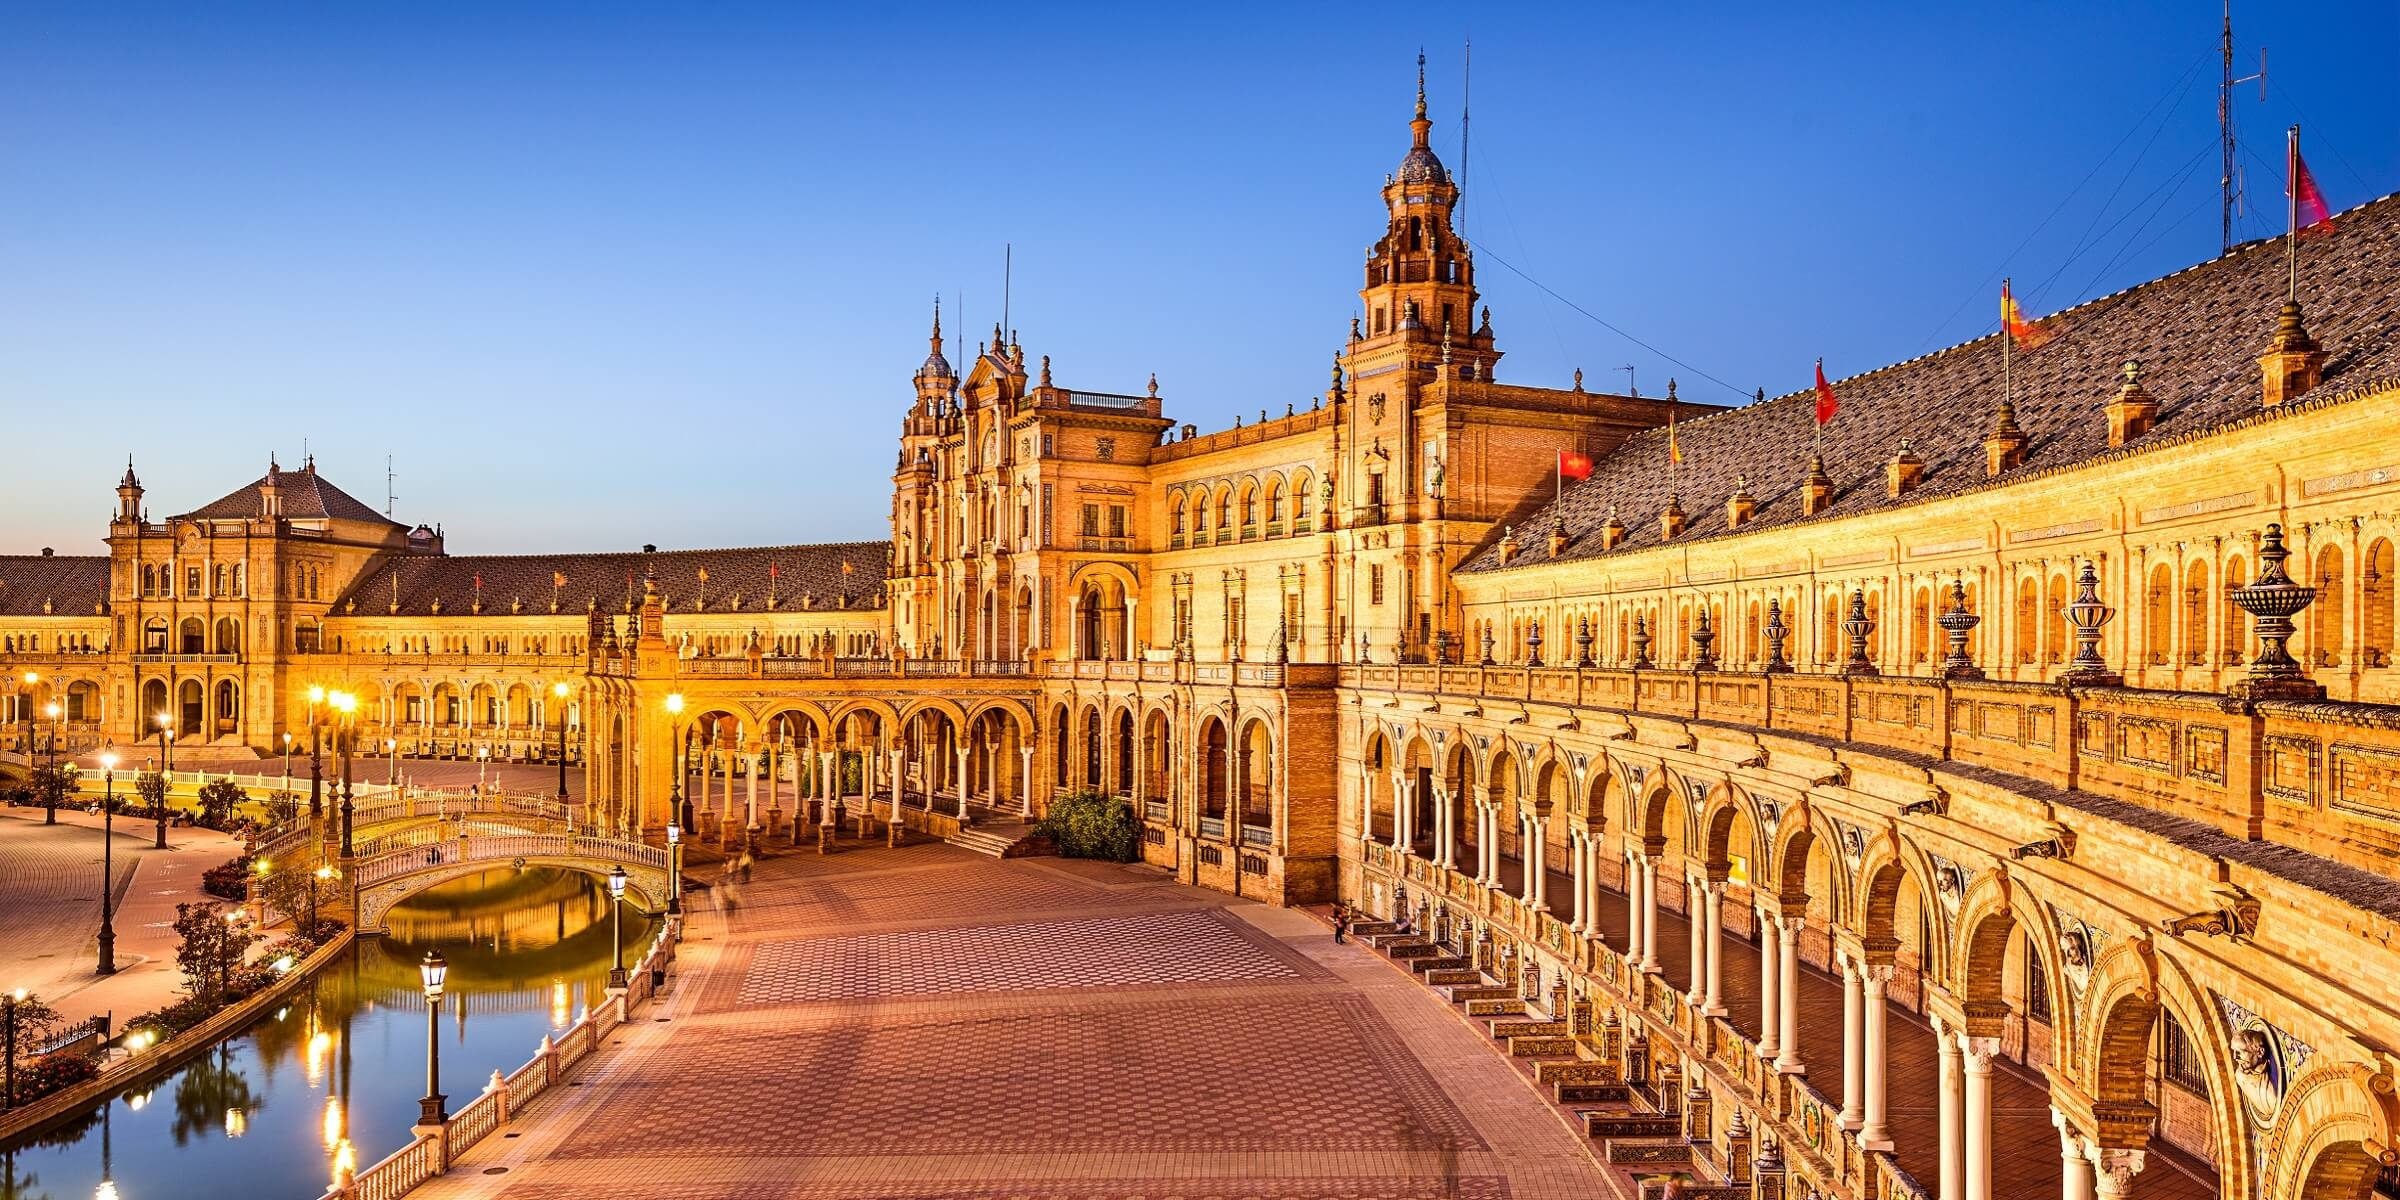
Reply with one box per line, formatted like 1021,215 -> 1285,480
943,816 -> 1056,859
1357,918 -> 1745,1197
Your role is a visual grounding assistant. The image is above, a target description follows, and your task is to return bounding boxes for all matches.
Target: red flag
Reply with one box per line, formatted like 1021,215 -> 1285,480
1558,450 -> 1594,481
1813,359 -> 1838,425
552,570 -> 567,589
2292,146 -> 2335,239
473,574 -> 482,590
769,563 -> 779,579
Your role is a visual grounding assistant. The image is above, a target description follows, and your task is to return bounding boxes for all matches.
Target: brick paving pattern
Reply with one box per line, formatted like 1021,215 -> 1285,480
736,910 -> 1301,1004
412,839 -> 1618,1200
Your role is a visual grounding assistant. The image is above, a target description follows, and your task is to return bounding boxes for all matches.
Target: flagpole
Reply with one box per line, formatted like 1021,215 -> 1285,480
2002,277 -> 2015,409
2288,124 -> 2301,302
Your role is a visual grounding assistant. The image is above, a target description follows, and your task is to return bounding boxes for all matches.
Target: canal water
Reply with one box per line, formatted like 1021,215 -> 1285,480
1,867 -> 658,1200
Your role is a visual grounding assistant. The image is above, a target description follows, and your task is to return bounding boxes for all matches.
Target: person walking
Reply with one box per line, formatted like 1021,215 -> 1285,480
1332,904 -> 1350,945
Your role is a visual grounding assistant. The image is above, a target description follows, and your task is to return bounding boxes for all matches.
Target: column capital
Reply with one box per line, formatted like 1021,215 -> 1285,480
1960,1034 -> 2002,1070
1861,962 -> 1896,989
1704,879 -> 1728,898
2088,1146 -> 2146,1194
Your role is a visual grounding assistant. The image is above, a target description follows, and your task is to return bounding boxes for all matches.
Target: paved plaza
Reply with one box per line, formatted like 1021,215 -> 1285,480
416,842 -> 1618,1200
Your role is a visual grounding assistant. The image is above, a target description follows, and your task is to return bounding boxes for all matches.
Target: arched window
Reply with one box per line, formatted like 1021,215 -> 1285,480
2182,560 -> 2212,668
2145,563 -> 2173,667
2313,545 -> 2346,668
1170,494 -> 1187,536
1266,479 -> 1285,524
2364,539 -> 2394,669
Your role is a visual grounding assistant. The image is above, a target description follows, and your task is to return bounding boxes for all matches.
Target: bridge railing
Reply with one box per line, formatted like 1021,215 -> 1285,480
351,832 -> 664,891
326,919 -> 680,1200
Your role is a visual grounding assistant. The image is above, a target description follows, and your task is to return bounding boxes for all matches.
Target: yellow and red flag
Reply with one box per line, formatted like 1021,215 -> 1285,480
1558,450 -> 1594,481
1814,359 -> 1838,426
696,567 -> 709,583
2000,281 -> 2056,351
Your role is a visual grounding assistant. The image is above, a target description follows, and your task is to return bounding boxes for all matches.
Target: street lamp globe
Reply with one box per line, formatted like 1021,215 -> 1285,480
44,702 -> 59,720
607,864 -> 627,900
664,693 -> 684,716
552,681 -> 569,700
315,865 -> 333,882
419,949 -> 447,1001
666,823 -> 680,846
98,750 -> 117,772
307,685 -> 325,705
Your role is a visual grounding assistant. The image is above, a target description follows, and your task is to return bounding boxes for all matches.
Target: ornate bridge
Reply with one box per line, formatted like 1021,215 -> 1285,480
350,832 -> 670,933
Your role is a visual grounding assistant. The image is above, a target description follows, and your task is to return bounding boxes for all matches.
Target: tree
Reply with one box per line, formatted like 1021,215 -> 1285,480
195,778 -> 245,829
171,902 -> 256,1008
134,769 -> 169,819
1032,789 -> 1140,862
28,761 -> 78,821
0,989 -> 61,1056
264,789 -> 299,825
257,866 -> 340,940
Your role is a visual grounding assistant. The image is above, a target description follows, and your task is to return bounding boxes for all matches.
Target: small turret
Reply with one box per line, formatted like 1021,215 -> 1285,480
115,456 -> 143,523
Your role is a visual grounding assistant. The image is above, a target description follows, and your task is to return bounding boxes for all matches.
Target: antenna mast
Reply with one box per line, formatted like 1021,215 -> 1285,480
385,454 -> 398,515
1002,243 -> 1012,348
2220,1 -> 2266,254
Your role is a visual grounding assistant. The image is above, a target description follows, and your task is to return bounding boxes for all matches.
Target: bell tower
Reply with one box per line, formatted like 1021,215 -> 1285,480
1351,54 -> 1495,381
115,457 -> 143,525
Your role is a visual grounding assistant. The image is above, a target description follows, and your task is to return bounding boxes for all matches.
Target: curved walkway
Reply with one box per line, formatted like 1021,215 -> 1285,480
412,841 -> 1619,1200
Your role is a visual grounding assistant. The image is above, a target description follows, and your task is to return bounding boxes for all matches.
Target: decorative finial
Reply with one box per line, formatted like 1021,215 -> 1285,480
1147,372 -> 1158,398
1666,378 -> 1678,401
1573,367 -> 1584,392
1416,49 -> 1427,120
1039,354 -> 1052,387
2121,358 -> 2141,385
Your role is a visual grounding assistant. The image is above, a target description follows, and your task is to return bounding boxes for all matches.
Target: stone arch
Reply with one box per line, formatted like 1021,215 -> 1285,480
2071,937 -> 2161,1144
1769,802 -> 1846,921
1575,756 -> 1609,832
2257,1061 -> 2400,1200
1199,714 -> 1232,820
1698,782 -> 1765,884
1951,871 -> 2062,1042
1852,832 -> 1944,977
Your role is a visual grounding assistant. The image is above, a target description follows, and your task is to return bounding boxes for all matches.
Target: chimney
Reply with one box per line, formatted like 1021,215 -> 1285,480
1547,518 -> 1571,559
1497,525 -> 1520,565
1984,401 -> 2027,477
1659,496 -> 1687,541
2258,299 -> 2326,407
1885,439 -> 1924,498
1725,475 -> 1757,529
1598,505 -> 1627,550
1800,456 -> 1834,516
2105,359 -> 2159,446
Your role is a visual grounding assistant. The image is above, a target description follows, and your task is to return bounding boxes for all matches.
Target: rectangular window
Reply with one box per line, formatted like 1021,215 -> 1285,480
185,567 -> 202,598
2026,953 -> 2051,1023
1108,505 -> 1126,538
2161,1011 -> 2209,1095
1082,504 -> 1100,536
1370,564 -> 1385,606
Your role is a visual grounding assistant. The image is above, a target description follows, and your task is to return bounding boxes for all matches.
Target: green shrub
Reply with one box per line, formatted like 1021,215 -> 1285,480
1032,789 -> 1139,862
195,778 -> 247,830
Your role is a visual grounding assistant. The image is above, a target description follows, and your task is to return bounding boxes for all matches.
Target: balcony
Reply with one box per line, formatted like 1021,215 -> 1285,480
131,653 -> 239,665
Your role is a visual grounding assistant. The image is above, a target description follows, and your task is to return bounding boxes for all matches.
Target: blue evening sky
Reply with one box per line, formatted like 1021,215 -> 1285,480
3,2 -> 2392,554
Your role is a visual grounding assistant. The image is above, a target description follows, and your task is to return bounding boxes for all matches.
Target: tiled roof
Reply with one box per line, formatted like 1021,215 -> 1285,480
1462,191 -> 2400,572
173,463 -> 403,526
332,542 -> 892,618
0,555 -> 109,618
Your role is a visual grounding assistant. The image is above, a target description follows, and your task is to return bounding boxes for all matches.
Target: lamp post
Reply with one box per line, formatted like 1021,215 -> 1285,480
665,823 -> 682,916
330,692 -> 357,860
664,693 -> 690,831
96,750 -> 119,974
416,950 -> 447,1126
41,699 -> 60,826
152,716 -> 172,850
606,865 -> 628,989
552,682 -> 572,822
306,685 -> 325,822
280,732 -> 293,798
385,738 -> 398,797
474,745 -> 489,800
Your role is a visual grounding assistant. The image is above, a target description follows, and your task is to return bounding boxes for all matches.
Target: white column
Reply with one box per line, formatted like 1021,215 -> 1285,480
1586,839 -> 1603,942
1536,816 -> 1555,907
1639,856 -> 1661,972
1935,1017 -> 1963,1200
1625,853 -> 1644,962
1482,806 -> 1498,884
886,747 -> 903,822
1702,881 -> 1726,1015
1433,785 -> 1453,867
1361,776 -> 1378,846
954,745 -> 969,818
744,750 -> 759,831
1019,745 -> 1034,817
1391,775 -> 1409,853
2053,1112 -> 2096,1200
818,751 -> 836,827
1859,965 -> 1894,1150
1566,833 -> 1587,931
1685,876 -> 1707,1006
1757,912 -> 1782,1059
1838,954 -> 1864,1130
1775,916 -> 1805,1073
1963,1035 -> 1999,1200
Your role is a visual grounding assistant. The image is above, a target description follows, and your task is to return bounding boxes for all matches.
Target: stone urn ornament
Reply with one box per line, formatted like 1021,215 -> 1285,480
2227,523 -> 2325,701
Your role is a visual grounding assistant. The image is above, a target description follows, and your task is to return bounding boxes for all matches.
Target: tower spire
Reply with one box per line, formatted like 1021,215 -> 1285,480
1412,50 -> 1431,147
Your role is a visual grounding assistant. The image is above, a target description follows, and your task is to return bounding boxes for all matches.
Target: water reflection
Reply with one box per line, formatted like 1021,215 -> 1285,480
1,867 -> 654,1200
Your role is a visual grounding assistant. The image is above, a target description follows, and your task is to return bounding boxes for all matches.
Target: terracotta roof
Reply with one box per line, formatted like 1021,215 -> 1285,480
0,555 -> 109,618
1463,191 -> 2400,572
172,463 -> 402,526
332,542 -> 892,618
